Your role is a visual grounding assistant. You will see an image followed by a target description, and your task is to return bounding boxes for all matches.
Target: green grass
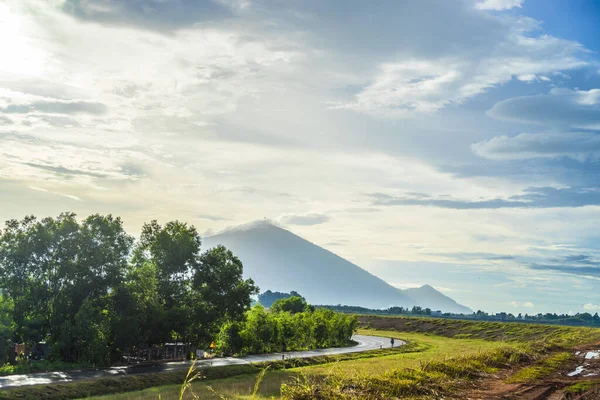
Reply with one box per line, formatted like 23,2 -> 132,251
9,316 -> 600,400
506,351 -> 573,383
281,346 -> 537,399
565,380 -> 600,394
77,371 -> 293,400
0,344 -> 418,400
303,329 -> 514,376
75,329 -> 525,400
358,315 -> 600,346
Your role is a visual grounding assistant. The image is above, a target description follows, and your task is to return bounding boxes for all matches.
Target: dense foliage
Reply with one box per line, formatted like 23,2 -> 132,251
0,213 -> 258,366
216,300 -> 358,356
271,296 -> 313,313
258,290 -> 305,308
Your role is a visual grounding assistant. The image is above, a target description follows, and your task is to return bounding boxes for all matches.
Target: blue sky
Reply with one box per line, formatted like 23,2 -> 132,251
1,0 -> 600,314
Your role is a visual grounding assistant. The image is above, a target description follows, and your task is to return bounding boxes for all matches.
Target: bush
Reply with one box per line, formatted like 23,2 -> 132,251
217,305 -> 358,356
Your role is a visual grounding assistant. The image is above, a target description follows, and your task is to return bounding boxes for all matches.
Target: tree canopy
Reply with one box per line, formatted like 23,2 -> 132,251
258,290 -> 305,308
271,296 -> 310,314
0,214 -> 258,366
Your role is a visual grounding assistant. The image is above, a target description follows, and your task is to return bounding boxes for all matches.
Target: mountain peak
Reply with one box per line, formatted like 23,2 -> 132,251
203,223 -> 414,309
403,285 -> 472,314
208,219 -> 283,237
204,222 -> 472,313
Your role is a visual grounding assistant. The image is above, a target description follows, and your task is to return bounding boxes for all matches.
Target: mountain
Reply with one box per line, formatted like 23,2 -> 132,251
203,222 -> 471,312
402,285 -> 472,314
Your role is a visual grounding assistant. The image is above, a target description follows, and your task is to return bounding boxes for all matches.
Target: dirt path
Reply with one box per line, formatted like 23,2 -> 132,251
462,348 -> 600,400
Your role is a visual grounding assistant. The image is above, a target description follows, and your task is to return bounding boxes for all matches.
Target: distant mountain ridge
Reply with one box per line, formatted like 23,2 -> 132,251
203,222 -> 472,313
402,285 -> 472,314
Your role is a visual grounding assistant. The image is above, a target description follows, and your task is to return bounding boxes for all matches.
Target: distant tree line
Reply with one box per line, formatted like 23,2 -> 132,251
217,296 -> 357,356
0,213 -> 258,366
318,305 -> 436,316
467,310 -> 600,327
318,304 -> 600,328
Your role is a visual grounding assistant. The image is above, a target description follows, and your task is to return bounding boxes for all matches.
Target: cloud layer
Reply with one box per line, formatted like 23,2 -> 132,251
1,0 -> 600,314
488,89 -> 600,129
473,132 -> 600,160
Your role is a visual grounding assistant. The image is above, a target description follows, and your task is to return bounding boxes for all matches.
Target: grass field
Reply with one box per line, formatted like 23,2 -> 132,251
304,329 -> 512,376
6,315 -> 600,400
79,327 -> 527,399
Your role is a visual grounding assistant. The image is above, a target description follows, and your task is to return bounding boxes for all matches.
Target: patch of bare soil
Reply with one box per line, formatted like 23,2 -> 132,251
462,348 -> 600,400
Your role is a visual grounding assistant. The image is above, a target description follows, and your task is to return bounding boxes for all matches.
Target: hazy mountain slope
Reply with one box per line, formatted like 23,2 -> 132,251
402,285 -> 472,314
203,222 -> 414,309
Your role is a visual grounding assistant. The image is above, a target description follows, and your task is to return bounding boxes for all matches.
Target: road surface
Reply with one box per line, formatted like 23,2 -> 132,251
0,335 -> 403,389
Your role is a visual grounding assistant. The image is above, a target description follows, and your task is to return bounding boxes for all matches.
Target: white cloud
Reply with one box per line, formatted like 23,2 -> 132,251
488,88 -> 600,129
584,303 -> 600,312
335,24 -> 588,118
517,74 -> 538,82
472,132 -> 600,160
277,213 -> 331,226
511,301 -> 534,308
475,0 -> 524,11
0,0 -> 600,315
29,186 -> 82,201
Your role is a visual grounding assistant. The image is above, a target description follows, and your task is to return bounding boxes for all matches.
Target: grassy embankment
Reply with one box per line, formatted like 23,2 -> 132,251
280,316 -> 600,399
4,315 -> 600,400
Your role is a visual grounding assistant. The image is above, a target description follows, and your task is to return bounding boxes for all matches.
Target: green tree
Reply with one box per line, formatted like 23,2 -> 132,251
271,296 -> 308,314
0,296 -> 13,363
216,320 -> 244,356
111,261 -> 164,361
258,290 -> 305,308
192,245 -> 258,345
0,213 -> 133,364
134,220 -> 201,345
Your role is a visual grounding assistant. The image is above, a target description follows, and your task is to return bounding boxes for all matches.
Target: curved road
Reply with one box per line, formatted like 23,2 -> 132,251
0,335 -> 403,389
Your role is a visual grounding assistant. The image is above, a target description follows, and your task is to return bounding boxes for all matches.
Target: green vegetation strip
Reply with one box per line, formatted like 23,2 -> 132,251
358,315 -> 600,346
507,352 -> 573,383
0,345 -> 420,400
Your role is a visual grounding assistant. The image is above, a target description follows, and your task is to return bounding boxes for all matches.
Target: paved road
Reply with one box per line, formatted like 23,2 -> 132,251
0,335 -> 403,389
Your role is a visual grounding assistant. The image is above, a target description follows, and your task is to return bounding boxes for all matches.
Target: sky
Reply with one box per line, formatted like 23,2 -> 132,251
1,0 -> 600,315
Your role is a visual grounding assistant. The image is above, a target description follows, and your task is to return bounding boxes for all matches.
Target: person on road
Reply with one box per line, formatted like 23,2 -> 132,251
390,337 -> 395,347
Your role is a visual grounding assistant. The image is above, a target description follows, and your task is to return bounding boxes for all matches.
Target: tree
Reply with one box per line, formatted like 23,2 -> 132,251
411,306 -> 423,314
134,220 -> 201,345
192,245 -> 258,345
0,296 -> 13,364
136,220 -> 201,308
0,213 -> 133,364
111,261 -> 164,361
271,296 -> 308,314
258,290 -> 305,308
241,305 -> 275,354
216,320 -> 244,356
